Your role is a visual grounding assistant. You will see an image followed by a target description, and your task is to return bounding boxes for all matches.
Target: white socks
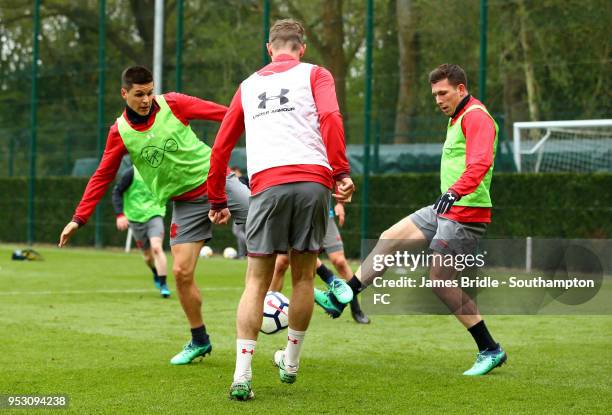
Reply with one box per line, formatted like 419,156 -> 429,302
234,330 -> 306,382
234,339 -> 256,382
285,328 -> 306,370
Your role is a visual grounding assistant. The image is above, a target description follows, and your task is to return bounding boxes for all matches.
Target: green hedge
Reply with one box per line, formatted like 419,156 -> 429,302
337,173 -> 612,257
1,173 -> 611,258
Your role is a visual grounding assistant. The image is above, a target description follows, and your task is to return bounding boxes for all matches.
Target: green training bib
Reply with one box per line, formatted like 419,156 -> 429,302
117,95 -> 211,203
123,167 -> 166,223
440,104 -> 498,207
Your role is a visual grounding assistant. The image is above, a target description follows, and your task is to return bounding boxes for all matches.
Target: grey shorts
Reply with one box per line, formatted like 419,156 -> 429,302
170,196 -> 212,246
323,218 -> 344,254
225,172 -> 250,225
170,174 -> 251,246
129,216 -> 164,251
245,182 -> 331,255
408,205 -> 487,255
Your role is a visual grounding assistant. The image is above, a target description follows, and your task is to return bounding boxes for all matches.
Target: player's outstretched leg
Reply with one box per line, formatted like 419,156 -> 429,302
314,287 -> 347,318
317,255 -> 370,324
315,216 -> 427,318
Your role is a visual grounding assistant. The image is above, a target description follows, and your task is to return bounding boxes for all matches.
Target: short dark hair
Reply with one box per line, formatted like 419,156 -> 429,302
429,64 -> 468,88
121,66 -> 153,90
269,19 -> 305,51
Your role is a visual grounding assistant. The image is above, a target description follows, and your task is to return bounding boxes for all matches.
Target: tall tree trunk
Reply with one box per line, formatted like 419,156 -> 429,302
129,0 -> 156,66
517,0 -> 540,122
320,0 -> 348,116
285,0 -> 364,129
394,0 -> 416,143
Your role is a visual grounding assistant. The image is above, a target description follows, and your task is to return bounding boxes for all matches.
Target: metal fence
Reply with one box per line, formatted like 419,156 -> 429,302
1,0 -> 609,245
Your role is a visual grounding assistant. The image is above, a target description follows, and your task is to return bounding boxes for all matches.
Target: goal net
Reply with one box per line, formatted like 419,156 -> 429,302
513,119 -> 612,172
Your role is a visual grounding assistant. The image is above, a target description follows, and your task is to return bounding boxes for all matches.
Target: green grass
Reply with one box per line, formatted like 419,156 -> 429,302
0,245 -> 610,414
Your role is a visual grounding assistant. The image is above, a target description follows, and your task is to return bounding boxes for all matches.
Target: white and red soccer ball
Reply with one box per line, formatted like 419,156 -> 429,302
260,291 -> 289,334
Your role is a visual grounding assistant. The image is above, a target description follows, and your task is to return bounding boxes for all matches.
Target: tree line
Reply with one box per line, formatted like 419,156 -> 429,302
0,0 -> 609,176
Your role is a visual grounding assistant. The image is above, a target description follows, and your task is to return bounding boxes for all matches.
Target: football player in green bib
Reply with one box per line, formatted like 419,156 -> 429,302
315,64 -> 507,376
112,165 -> 170,298
59,66 -> 250,365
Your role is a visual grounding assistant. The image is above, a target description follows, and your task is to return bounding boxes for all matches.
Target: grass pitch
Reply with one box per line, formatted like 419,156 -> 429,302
0,245 -> 610,414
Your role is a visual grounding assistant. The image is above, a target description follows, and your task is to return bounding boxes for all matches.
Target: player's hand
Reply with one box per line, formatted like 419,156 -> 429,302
58,221 -> 79,248
209,208 -> 231,225
334,202 -> 346,227
333,177 -> 355,203
434,190 -> 460,214
116,216 -> 129,231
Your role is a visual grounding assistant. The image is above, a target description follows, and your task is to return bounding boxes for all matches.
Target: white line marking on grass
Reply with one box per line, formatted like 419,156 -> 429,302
0,287 -> 241,296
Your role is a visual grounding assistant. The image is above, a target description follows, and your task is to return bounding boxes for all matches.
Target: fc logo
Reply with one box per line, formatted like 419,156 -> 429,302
258,89 -> 289,109
141,138 -> 178,168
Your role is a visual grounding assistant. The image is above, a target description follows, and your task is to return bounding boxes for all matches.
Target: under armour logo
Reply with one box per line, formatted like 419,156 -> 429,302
141,138 -> 178,168
241,348 -> 254,355
258,89 -> 289,109
288,337 -> 298,344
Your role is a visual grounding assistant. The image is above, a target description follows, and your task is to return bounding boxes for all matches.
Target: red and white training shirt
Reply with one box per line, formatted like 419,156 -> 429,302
443,96 -> 496,223
71,93 -> 227,226
242,62 -> 331,178
208,54 -> 350,210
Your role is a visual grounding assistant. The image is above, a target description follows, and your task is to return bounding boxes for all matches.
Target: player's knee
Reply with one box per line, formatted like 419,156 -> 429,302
151,244 -> 164,257
380,228 -> 395,240
330,254 -> 347,269
275,256 -> 290,273
172,263 -> 194,285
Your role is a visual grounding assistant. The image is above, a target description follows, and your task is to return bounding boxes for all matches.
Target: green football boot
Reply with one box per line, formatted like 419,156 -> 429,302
229,380 -> 254,401
170,341 -> 212,365
327,277 -> 354,304
273,349 -> 298,384
314,288 -> 347,318
463,345 -> 507,376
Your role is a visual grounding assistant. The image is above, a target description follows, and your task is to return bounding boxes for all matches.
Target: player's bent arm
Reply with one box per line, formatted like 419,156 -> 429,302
111,167 -> 134,217
311,66 -> 350,180
165,92 -> 228,124
208,87 -> 245,211
71,125 -> 127,226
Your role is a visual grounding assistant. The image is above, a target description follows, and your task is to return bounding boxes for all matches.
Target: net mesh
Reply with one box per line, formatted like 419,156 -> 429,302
518,124 -> 612,172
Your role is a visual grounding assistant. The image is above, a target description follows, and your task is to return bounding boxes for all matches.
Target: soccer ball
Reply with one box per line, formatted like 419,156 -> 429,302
199,246 -> 213,258
260,291 -> 290,335
223,247 -> 238,259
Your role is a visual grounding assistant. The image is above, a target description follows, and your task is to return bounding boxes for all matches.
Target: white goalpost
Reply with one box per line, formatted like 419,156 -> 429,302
513,119 -> 612,173
124,228 -> 133,253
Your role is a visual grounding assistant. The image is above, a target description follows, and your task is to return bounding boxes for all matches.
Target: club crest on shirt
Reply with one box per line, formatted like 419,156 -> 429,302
141,138 -> 178,168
